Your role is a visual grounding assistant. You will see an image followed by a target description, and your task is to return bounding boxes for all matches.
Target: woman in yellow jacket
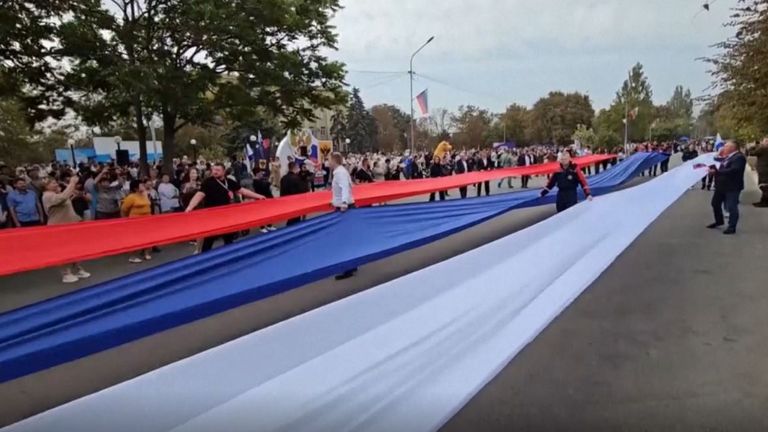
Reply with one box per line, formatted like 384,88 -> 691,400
121,179 -> 153,263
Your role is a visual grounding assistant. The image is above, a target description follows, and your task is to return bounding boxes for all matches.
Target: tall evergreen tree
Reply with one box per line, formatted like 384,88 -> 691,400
344,88 -> 376,153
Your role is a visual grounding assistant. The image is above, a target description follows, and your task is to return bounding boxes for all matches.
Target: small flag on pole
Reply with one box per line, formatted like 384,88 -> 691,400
714,133 -> 724,151
245,137 -> 255,171
415,89 -> 429,118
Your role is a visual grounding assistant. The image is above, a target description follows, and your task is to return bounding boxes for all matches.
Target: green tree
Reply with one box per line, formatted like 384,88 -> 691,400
371,104 -> 409,153
706,0 -> 768,135
652,85 -> 694,140
450,105 -> 494,149
0,99 -> 34,166
527,91 -> 594,145
694,101 -> 716,138
572,124 -> 597,149
330,110 -> 347,151
0,0 -> 91,124
598,63 -> 655,143
345,88 -> 376,153
488,104 -> 530,145
59,0 -> 346,173
667,85 -> 694,121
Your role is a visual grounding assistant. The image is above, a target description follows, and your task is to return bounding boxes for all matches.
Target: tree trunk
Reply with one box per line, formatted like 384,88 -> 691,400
161,110 -> 177,175
132,94 -> 148,177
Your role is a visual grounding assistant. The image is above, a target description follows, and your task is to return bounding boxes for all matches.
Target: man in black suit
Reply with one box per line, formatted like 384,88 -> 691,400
280,161 -> 309,226
707,141 -> 747,235
475,150 -> 491,197
517,150 -> 534,188
454,152 -> 470,199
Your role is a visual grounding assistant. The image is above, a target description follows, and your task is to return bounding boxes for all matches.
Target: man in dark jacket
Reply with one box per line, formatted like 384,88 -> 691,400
428,156 -> 446,202
474,150 -> 491,197
747,138 -> 768,207
539,152 -> 592,212
517,150 -> 534,188
280,162 -> 309,226
454,152 -> 470,199
707,141 -> 747,234
681,144 -> 699,162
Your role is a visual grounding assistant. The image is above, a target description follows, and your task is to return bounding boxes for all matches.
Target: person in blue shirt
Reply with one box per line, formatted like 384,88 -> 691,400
7,178 -> 43,227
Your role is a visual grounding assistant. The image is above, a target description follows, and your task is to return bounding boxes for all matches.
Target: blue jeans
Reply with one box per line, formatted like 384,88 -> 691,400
712,190 -> 740,229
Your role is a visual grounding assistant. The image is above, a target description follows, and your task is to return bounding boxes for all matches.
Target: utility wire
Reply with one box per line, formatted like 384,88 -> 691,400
413,72 -> 503,102
347,69 -> 409,75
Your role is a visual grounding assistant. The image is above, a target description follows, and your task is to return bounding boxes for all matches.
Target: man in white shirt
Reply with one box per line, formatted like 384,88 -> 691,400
329,152 -> 357,279
330,152 -> 354,211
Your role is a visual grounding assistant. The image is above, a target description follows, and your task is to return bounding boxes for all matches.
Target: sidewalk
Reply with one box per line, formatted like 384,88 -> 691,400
443,175 -> 768,431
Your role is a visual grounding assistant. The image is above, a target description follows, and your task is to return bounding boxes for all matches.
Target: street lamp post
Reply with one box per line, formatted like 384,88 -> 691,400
409,36 -> 435,155
345,138 -> 351,153
623,70 -> 632,155
67,139 -> 76,167
190,138 -> 198,163
114,136 -> 122,151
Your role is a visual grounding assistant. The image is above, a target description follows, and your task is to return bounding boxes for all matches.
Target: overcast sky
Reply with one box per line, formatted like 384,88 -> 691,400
330,0 -> 734,114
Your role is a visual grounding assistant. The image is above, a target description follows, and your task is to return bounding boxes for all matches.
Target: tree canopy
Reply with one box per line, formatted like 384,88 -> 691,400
705,0 -> 768,139
19,0 -> 347,172
527,91 -> 594,145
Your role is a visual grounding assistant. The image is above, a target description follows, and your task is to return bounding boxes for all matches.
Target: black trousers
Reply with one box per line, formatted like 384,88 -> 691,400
712,190 -> 740,229
459,186 -> 468,199
476,181 -> 490,196
556,191 -> 578,213
201,232 -> 238,252
429,190 -> 446,201
660,159 -> 670,173
521,175 -> 530,188
701,174 -> 714,190
286,217 -> 301,226
759,174 -> 768,204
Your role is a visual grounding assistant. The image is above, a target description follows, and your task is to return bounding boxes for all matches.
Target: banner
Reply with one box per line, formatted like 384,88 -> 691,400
0,154 -> 666,383
0,155 -> 616,275
2,155 -> 711,432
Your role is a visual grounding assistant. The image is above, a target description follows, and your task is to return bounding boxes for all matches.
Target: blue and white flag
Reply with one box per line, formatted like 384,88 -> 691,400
714,133 -> 724,151
244,140 -> 255,171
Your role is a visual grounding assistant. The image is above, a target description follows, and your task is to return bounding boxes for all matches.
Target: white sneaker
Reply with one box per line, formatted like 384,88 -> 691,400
259,228 -> 269,234
129,257 -> 143,263
75,270 -> 91,279
143,254 -> 152,261
266,225 -> 277,232
62,273 -> 79,284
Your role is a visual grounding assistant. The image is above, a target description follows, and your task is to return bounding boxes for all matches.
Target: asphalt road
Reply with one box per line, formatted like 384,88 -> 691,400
442,177 -> 768,431
3,159 -> 767,431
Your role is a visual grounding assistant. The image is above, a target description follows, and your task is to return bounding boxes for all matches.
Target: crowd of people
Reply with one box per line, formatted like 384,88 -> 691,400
3,137 -> 765,282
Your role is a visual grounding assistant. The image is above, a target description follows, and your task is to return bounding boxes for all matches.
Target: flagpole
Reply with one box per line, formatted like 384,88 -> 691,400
409,36 -> 435,154
623,70 -> 631,155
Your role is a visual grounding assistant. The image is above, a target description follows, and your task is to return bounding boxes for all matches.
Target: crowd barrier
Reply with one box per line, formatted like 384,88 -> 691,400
0,153 -> 666,383
0,155 -> 615,275
2,154 -> 711,432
